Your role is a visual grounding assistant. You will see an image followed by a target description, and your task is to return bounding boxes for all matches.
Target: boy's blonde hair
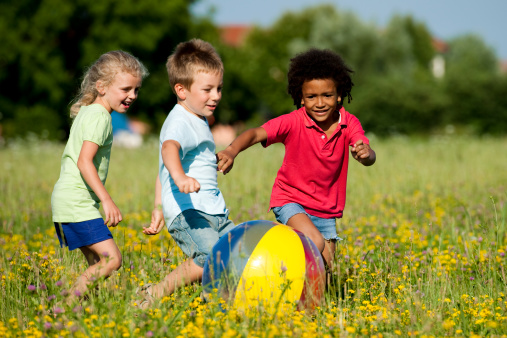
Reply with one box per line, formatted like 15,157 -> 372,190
70,50 -> 149,118
166,39 -> 223,93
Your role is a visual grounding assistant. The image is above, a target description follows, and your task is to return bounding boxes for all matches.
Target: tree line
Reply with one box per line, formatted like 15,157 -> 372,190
1,1 -> 506,142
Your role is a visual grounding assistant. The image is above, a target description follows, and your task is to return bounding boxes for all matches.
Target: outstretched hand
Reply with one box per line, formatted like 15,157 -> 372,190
216,149 -> 235,175
351,139 -> 376,166
142,208 -> 165,235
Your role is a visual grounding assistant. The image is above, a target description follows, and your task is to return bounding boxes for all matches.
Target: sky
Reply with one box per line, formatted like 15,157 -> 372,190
192,0 -> 507,60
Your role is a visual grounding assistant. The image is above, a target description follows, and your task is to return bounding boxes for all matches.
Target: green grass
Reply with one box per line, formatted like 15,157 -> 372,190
1,135 -> 506,337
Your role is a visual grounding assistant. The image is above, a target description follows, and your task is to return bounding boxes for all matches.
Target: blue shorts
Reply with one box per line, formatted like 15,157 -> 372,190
54,218 -> 113,251
272,203 -> 343,241
168,209 -> 236,268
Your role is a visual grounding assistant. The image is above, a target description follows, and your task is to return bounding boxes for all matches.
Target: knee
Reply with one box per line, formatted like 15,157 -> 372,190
307,232 -> 325,253
112,254 -> 122,271
103,253 -> 122,273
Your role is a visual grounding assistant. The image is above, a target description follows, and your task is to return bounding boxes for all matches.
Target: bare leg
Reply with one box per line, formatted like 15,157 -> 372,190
80,246 -> 101,266
285,213 -> 341,270
286,213 -> 325,253
68,239 -> 122,302
321,240 -> 336,270
149,259 -> 203,298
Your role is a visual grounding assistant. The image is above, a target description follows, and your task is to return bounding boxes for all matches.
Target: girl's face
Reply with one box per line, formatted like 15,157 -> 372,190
96,72 -> 143,113
301,78 -> 341,129
176,71 -> 223,119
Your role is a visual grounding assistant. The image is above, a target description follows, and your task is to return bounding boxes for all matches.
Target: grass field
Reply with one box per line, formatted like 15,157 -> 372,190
1,135 -> 506,337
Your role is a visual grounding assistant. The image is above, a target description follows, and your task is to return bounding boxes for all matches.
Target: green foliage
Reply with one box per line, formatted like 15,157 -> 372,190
397,15 -> 435,70
214,4 -> 444,136
353,72 -> 448,135
289,6 -> 384,81
442,35 -> 507,134
380,15 -> 435,75
1,2 -> 506,140
0,0 -> 216,140
219,7 -> 319,122
216,5 -> 506,136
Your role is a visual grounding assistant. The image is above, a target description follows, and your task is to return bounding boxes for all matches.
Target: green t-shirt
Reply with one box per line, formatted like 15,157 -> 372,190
51,104 -> 113,222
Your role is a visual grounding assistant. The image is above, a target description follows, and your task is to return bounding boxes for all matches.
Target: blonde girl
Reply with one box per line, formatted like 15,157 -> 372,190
51,50 -> 148,304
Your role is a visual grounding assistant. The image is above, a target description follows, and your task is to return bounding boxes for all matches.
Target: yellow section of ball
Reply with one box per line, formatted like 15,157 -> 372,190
233,224 -> 306,312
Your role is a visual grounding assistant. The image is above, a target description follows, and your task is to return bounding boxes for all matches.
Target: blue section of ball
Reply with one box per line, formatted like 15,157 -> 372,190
202,220 -> 277,296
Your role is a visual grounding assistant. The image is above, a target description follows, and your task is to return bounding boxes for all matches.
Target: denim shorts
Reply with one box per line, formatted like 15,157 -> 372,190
168,209 -> 236,268
54,218 -> 113,251
272,203 -> 342,241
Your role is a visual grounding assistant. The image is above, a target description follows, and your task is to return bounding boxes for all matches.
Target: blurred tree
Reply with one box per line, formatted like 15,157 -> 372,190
442,34 -> 505,133
350,14 -> 442,135
482,75 -> 507,134
227,4 -> 445,136
0,0 -> 217,140
288,6 -> 382,83
212,45 -> 260,125
218,6 -> 326,124
218,5 -> 503,136
353,73 -> 448,135
380,15 -> 435,75
1,1 -> 504,139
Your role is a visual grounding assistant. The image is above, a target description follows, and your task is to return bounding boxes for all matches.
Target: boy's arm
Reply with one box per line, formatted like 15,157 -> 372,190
162,139 -> 201,193
77,140 -> 122,227
217,127 -> 268,175
350,139 -> 376,166
142,174 -> 165,235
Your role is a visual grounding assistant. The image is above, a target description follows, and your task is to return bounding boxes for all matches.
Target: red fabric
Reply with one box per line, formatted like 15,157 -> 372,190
262,106 -> 369,219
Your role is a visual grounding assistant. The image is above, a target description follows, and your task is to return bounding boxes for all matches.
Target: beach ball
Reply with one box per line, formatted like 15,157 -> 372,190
202,220 -> 326,311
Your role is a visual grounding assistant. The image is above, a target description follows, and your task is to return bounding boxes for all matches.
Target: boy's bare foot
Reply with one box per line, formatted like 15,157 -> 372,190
135,283 -> 155,310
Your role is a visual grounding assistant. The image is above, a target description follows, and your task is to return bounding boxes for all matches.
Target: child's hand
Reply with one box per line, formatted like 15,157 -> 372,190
174,175 -> 201,194
142,207 -> 165,235
351,139 -> 376,166
216,150 -> 235,175
102,198 -> 122,227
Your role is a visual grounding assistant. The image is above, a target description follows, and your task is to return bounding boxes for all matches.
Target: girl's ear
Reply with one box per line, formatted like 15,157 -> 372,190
337,95 -> 342,104
174,83 -> 186,100
300,97 -> 304,106
96,81 -> 105,96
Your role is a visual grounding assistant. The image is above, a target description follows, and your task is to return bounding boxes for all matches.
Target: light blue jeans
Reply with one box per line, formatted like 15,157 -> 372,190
168,209 -> 235,267
272,203 -> 343,241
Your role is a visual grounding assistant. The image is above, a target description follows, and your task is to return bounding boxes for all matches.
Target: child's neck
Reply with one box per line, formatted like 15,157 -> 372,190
316,110 -> 340,136
179,101 -> 206,121
92,97 -> 112,113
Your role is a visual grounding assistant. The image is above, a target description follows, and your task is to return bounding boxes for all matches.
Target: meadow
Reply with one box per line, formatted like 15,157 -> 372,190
1,135 -> 506,337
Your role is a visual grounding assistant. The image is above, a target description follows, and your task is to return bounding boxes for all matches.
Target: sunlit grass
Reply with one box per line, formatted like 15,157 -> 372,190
1,135 -> 506,337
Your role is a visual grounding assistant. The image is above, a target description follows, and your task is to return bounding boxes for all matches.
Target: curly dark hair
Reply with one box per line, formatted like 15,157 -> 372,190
287,48 -> 354,108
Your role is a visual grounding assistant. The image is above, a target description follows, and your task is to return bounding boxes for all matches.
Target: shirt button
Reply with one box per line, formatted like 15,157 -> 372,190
321,135 -> 325,139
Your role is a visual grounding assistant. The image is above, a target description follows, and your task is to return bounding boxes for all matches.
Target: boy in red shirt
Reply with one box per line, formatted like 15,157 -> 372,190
216,48 -> 376,267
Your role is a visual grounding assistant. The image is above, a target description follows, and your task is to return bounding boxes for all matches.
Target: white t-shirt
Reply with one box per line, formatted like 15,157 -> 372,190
159,104 -> 227,226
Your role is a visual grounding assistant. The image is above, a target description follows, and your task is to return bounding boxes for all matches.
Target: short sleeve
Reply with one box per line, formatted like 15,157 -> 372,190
261,113 -> 294,147
82,110 -> 112,146
161,117 -> 198,158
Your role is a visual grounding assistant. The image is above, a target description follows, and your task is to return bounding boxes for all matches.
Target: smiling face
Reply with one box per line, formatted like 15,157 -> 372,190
176,71 -> 223,119
301,78 -> 342,130
96,72 -> 142,114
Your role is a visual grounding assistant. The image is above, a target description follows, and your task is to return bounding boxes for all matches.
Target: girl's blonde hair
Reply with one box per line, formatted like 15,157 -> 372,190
70,50 -> 149,118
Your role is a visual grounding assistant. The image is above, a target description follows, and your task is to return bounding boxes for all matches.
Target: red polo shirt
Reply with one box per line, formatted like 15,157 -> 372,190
261,106 -> 369,219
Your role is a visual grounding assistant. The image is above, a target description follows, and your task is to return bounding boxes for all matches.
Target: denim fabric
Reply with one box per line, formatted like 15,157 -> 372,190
168,209 -> 235,267
272,203 -> 343,241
